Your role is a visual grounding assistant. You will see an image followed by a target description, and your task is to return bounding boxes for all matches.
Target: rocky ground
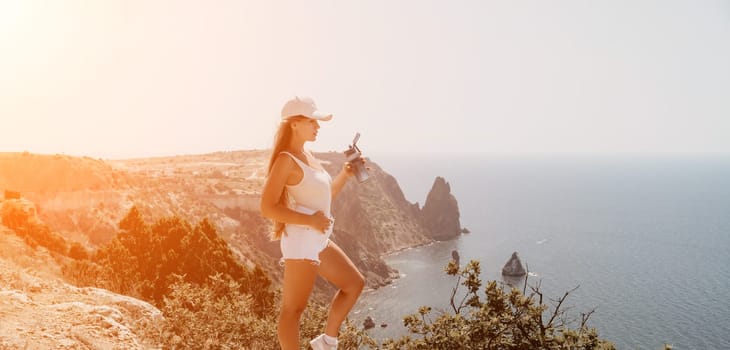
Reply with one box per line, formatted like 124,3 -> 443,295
0,227 -> 162,349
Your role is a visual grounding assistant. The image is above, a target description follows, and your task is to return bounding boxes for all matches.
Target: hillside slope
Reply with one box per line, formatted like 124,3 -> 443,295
0,150 -> 460,289
0,226 -> 162,349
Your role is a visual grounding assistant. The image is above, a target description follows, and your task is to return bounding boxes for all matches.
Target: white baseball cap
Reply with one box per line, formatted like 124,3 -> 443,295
281,96 -> 333,121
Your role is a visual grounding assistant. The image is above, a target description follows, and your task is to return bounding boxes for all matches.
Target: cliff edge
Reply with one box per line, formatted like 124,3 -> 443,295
0,226 -> 162,349
318,152 -> 433,287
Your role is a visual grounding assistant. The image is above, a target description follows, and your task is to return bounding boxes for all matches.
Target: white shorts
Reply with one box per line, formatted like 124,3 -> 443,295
280,206 -> 333,265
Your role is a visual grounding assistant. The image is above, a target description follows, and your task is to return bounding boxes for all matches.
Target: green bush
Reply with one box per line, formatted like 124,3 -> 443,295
69,206 -> 274,308
1,200 -> 68,255
68,241 -> 90,260
155,274 -> 377,349
382,260 -> 616,350
62,259 -> 108,288
154,273 -> 277,349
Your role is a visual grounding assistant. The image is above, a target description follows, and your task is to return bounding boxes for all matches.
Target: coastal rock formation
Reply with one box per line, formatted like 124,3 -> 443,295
421,177 -> 462,240
317,153 -> 436,287
319,159 -> 466,286
320,152 -> 433,254
0,226 -> 162,349
452,250 -> 460,266
502,251 -> 527,277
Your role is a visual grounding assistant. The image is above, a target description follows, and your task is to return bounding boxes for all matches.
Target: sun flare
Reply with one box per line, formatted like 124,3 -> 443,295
0,2 -> 32,34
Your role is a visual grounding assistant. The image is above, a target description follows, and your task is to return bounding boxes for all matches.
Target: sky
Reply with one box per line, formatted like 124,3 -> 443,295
1,0 -> 729,158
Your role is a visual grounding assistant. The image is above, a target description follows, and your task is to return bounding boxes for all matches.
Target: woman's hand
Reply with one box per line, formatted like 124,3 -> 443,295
309,210 -> 333,233
332,158 -> 370,199
343,158 -> 368,178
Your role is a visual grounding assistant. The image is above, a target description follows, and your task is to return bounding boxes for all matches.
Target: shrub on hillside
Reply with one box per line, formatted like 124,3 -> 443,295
155,274 -> 377,349
4,190 -> 20,200
0,201 -> 29,229
382,260 -> 616,350
68,241 -> 89,260
62,259 -> 108,288
64,206 -> 274,311
1,199 -> 68,255
154,274 -> 277,349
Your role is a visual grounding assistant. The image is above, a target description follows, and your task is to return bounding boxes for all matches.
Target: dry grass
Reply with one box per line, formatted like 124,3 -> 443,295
0,225 -> 64,282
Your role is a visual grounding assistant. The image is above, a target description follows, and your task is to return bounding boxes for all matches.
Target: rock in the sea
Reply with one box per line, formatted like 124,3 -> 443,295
502,251 -> 527,277
380,323 -> 388,328
421,177 -> 461,241
451,250 -> 460,266
461,227 -> 471,234
363,316 -> 375,330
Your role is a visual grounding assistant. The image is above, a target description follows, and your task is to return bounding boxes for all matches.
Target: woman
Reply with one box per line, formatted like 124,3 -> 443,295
261,96 -> 365,350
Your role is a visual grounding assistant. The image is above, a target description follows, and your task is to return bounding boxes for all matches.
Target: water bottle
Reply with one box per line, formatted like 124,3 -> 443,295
343,132 -> 369,183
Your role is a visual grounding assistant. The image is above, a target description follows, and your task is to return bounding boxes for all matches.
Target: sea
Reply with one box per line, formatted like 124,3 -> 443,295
351,153 -> 730,350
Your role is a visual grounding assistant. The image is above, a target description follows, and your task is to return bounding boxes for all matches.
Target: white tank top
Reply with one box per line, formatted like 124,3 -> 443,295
280,152 -> 332,217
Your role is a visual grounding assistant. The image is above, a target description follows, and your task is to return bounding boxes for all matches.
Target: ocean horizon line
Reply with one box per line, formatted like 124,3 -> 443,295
2,149 -> 729,161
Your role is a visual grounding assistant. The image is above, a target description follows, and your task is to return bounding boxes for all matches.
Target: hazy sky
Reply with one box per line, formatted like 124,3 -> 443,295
1,0 -> 728,158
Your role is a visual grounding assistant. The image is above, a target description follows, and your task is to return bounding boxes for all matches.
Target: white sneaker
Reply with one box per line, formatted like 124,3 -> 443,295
310,334 -> 337,350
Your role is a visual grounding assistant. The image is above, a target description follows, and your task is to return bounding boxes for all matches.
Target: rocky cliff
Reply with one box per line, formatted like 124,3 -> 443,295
317,152 -> 434,287
0,151 -> 462,289
421,176 -> 462,240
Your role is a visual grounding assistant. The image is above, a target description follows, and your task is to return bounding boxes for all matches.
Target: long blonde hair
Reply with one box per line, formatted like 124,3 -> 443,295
266,117 -> 299,240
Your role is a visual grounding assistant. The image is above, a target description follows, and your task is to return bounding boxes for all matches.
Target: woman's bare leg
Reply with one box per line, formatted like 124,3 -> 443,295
279,259 -> 319,350
317,241 -> 366,337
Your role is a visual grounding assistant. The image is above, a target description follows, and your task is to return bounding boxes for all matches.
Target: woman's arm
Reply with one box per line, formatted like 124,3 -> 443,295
331,167 -> 353,200
331,159 -> 366,199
